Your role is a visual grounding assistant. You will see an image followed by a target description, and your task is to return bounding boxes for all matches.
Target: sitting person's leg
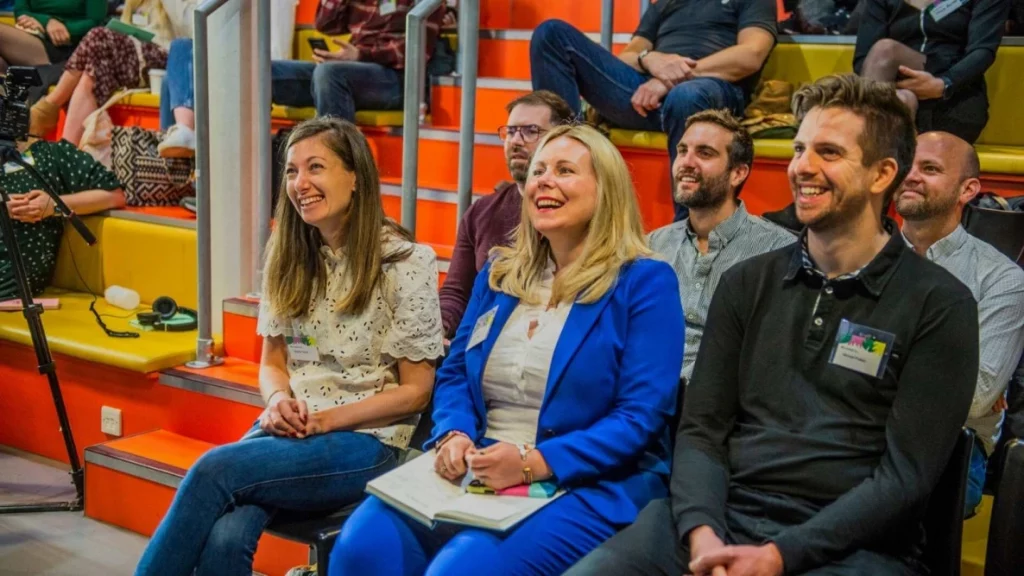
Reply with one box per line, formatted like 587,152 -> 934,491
529,19 -> 661,133
425,493 -> 620,576
328,495 -> 441,576
193,504 -> 270,576
0,23 -> 52,72
859,38 -> 926,117
135,429 -> 398,576
311,61 -> 404,122
159,39 -> 197,157
271,60 -> 317,109
565,498 -> 685,576
964,437 -> 987,518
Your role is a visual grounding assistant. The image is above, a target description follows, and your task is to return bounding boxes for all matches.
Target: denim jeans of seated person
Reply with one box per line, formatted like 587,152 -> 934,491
270,59 -> 404,122
159,38 -> 195,131
134,425 -> 398,576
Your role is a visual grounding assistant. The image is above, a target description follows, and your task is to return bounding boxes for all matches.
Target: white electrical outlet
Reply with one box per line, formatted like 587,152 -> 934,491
101,406 -> 122,437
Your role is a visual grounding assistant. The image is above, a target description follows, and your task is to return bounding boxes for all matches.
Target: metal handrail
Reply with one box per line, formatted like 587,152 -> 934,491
455,0 -> 479,220
401,0 -> 445,233
600,0 -> 613,50
191,0 -> 270,368
254,0 -> 272,297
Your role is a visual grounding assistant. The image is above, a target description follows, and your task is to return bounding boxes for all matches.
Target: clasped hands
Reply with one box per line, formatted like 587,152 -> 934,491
258,392 -> 327,438
6,190 -> 55,224
434,435 -> 527,490
684,526 -> 784,576
16,16 -> 70,46
632,52 -> 698,117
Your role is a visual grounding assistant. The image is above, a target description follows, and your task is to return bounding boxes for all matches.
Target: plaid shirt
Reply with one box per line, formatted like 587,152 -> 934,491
316,0 -> 444,70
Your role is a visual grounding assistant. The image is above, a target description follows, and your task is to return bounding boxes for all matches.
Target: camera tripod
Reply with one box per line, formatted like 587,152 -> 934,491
0,142 -> 96,514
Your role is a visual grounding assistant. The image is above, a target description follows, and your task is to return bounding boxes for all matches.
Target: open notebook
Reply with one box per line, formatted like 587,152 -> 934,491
366,451 -> 564,531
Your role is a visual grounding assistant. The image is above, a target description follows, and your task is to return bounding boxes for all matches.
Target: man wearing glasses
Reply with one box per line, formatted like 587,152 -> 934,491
438,90 -> 574,340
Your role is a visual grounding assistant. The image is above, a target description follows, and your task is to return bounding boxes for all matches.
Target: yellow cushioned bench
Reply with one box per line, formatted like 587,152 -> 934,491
611,42 -> 1024,174
0,216 -> 201,373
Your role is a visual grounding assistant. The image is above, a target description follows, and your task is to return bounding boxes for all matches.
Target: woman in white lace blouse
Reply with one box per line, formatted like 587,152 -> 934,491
136,118 -> 444,576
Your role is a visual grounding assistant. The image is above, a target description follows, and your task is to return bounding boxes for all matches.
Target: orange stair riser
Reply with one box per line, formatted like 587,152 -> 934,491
430,85 -> 531,133
85,464 -> 309,576
0,342 -> 261,463
367,132 -> 508,195
224,312 -> 262,364
381,195 -> 459,248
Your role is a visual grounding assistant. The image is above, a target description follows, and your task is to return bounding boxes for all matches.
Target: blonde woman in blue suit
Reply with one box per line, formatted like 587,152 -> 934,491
329,123 -> 686,576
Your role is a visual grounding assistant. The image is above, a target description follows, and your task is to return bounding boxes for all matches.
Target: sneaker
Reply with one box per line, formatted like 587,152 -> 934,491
158,124 -> 196,158
284,565 -> 317,576
29,99 -> 60,137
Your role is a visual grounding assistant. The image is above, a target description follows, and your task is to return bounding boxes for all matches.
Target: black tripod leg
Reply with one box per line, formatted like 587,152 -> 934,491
0,187 -> 83,513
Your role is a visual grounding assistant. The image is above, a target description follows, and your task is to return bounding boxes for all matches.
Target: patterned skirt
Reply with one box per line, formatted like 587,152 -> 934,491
65,27 -> 168,104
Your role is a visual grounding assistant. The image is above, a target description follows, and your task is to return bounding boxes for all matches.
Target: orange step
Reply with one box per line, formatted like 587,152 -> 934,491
224,298 -> 262,363
479,0 -> 642,32
84,430 -> 309,576
430,77 -> 531,133
478,30 -> 630,81
158,356 -> 263,408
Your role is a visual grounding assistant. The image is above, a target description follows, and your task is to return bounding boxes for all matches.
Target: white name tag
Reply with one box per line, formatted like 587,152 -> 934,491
3,152 -> 35,175
132,11 -> 149,26
286,335 -> 320,362
379,0 -> 398,16
467,306 -> 498,350
930,0 -> 968,22
829,319 -> 896,379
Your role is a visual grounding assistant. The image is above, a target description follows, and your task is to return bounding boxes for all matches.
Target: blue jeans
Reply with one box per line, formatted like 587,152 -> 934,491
160,38 -> 195,130
965,438 -> 987,518
135,427 -> 398,576
270,59 -> 404,122
329,493 -> 621,576
529,19 -> 746,221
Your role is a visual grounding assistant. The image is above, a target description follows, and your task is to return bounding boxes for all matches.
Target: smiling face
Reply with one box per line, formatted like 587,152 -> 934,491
285,135 -> 356,230
504,103 -> 555,185
672,122 -> 742,209
524,136 -> 598,243
788,107 -> 885,232
896,133 -> 976,221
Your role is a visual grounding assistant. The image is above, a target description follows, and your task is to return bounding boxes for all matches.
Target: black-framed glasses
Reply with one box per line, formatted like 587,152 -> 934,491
498,125 -> 547,143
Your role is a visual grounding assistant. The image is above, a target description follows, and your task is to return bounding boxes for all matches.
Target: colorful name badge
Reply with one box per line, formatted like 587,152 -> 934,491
930,0 -> 968,22
3,151 -> 35,175
379,0 -> 398,16
829,319 -> 896,379
286,335 -> 320,362
468,306 -> 498,349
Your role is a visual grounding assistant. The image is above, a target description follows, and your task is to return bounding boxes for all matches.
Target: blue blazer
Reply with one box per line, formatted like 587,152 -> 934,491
427,257 -> 685,526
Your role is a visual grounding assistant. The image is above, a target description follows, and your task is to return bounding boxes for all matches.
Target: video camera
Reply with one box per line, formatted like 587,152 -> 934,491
0,66 -> 42,146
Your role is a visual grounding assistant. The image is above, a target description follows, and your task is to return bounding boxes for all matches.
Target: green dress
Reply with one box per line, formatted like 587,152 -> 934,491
0,140 -> 121,300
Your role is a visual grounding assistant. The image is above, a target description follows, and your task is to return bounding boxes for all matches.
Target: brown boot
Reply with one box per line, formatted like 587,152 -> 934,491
30,99 -> 60,137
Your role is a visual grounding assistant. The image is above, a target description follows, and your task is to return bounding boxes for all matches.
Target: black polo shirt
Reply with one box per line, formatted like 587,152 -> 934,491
633,0 -> 778,97
672,221 -> 979,573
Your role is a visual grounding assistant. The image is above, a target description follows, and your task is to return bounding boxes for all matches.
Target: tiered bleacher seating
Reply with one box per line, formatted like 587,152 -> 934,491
1,1 -> 1021,574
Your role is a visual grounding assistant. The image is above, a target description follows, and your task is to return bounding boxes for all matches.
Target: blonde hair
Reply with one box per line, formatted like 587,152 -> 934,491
263,118 -> 412,319
488,124 -> 651,305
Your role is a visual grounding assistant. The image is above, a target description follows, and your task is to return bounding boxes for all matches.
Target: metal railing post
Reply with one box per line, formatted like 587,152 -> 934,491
455,0 -> 479,221
600,0 -> 613,50
401,0 -> 444,236
253,0 -> 272,296
188,0 -> 233,369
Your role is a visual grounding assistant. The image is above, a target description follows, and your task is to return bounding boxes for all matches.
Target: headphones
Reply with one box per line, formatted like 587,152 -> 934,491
136,296 -> 198,332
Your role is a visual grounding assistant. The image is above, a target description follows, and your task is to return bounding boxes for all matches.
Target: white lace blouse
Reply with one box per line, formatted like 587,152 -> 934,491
256,234 -> 445,449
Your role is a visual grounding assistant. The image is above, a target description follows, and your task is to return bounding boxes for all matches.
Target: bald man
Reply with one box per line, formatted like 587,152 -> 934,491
896,131 -> 1024,517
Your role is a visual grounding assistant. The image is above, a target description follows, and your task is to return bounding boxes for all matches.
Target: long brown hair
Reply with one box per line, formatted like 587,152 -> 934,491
263,117 -> 412,319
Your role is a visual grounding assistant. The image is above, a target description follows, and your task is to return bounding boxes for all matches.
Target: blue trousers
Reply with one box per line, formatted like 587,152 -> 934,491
270,59 -> 404,122
964,437 -> 988,518
329,493 -> 621,576
160,38 -> 195,131
135,428 -> 397,576
529,19 -> 746,221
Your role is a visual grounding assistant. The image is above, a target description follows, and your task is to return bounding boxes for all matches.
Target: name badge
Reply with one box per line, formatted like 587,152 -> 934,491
379,0 -> 398,16
829,319 -> 896,378
3,151 -> 35,175
467,306 -> 498,350
929,0 -> 968,22
286,335 -> 320,362
132,11 -> 149,26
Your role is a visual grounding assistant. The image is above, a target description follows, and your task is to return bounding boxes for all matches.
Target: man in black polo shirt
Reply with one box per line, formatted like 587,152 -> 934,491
566,75 -> 978,576
529,0 -> 777,221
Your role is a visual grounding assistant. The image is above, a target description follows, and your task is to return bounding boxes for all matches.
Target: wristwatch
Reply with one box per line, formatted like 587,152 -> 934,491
637,49 -> 651,73
941,76 -> 953,100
